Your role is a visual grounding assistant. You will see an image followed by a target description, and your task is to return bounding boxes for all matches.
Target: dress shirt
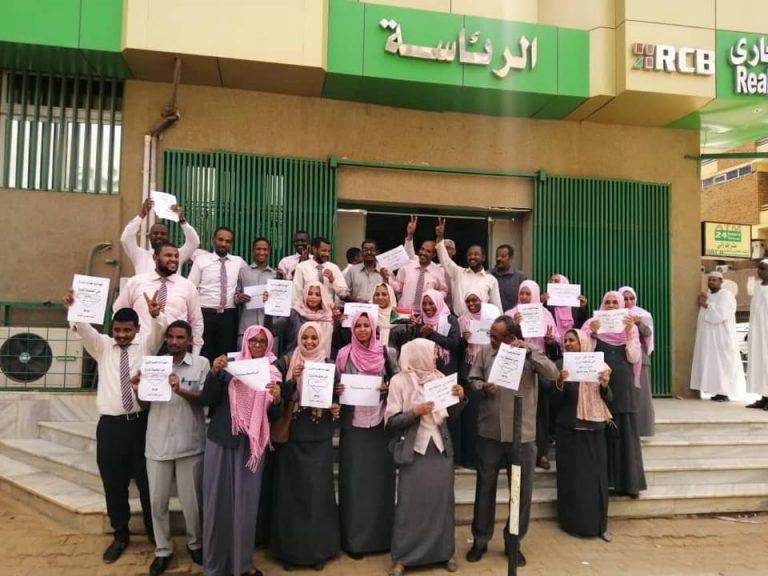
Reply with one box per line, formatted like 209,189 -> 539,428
237,263 -> 277,335
389,261 -> 447,309
145,353 -> 208,461
187,250 -> 247,309
113,271 -> 203,354
344,263 -> 384,302
291,259 -> 349,305
277,253 -> 314,280
73,315 -> 167,416
120,215 -> 200,276
468,344 -> 559,443
492,266 -> 527,312
436,240 -> 502,316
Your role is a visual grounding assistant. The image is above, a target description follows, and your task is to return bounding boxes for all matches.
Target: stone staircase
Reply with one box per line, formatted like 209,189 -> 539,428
1,398 -> 768,533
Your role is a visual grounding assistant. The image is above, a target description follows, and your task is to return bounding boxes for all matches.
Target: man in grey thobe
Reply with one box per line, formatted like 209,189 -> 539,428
465,316 -> 559,567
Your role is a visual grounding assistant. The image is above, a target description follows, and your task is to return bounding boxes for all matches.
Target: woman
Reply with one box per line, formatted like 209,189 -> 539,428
385,339 -> 466,576
583,291 -> 647,497
335,312 -> 399,558
271,322 -> 341,570
554,329 -> 613,541
505,280 -> 560,470
542,274 -> 590,335
266,280 -> 334,356
619,285 -> 655,437
200,325 -> 283,576
371,281 -> 399,346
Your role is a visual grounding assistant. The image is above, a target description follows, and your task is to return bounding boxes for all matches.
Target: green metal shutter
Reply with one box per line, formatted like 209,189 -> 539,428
533,175 -> 671,397
163,150 -> 337,266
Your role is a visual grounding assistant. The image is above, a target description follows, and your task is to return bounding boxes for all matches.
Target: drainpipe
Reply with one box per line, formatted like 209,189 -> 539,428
140,57 -> 183,249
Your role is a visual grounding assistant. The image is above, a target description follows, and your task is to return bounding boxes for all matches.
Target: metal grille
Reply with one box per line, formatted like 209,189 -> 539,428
163,150 -> 337,264
533,175 -> 671,397
0,70 -> 123,194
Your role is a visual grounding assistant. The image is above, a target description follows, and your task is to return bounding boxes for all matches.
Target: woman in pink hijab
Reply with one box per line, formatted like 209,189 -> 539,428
385,339 -> 466,576
541,274 -> 590,335
266,280 -> 334,356
335,312 -> 399,559
582,291 -> 646,498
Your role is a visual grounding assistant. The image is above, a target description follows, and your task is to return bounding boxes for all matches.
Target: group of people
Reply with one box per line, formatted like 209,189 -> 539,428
65,199 -> 659,576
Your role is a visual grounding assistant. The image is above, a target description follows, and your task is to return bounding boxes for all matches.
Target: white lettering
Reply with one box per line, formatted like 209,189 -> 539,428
729,38 -> 748,66
736,66 -> 748,94
748,72 -> 758,93
759,73 -> 768,95
655,45 -> 676,72
696,49 -> 715,75
677,47 -> 695,74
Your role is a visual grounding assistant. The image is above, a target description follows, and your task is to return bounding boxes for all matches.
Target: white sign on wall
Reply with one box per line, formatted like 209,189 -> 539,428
631,43 -> 714,76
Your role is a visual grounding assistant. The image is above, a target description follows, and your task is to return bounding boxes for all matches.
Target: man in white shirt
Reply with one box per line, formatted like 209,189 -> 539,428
292,236 -> 349,305
435,218 -> 502,316
277,230 -> 311,280
188,227 -> 247,362
63,290 -> 166,564
690,271 -> 745,401
120,197 -> 200,276
747,259 -> 768,408
113,243 -> 204,354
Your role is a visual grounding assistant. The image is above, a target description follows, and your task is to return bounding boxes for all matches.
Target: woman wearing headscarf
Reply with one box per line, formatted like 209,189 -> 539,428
266,280 -> 334,356
200,325 -> 283,576
505,280 -> 560,470
335,312 -> 399,559
385,339 -> 466,576
271,322 -> 341,570
554,329 -> 613,541
371,281 -> 399,346
541,274 -> 590,335
619,286 -> 655,437
583,291 -> 647,498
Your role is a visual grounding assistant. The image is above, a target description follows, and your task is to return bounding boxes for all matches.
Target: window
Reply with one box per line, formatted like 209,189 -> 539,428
0,71 -> 123,194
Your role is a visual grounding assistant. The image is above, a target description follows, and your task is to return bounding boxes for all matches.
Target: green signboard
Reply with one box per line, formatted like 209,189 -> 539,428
324,0 -> 589,119
716,30 -> 768,99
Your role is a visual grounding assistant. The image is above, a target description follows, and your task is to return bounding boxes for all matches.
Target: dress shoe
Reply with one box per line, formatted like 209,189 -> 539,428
347,551 -> 364,560
746,397 -> 768,409
102,539 -> 128,564
465,544 -> 486,563
710,395 -> 728,402
149,554 -> 172,576
517,550 -> 527,567
536,455 -> 551,470
187,545 -> 203,565
282,562 -> 295,571
313,561 -> 325,571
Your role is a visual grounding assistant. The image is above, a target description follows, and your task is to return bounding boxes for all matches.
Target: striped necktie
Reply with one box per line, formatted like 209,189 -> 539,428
119,347 -> 133,412
412,267 -> 426,310
157,277 -> 168,308
316,264 -> 324,283
219,257 -> 228,309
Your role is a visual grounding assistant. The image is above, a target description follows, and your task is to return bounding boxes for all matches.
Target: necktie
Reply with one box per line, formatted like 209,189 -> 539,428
119,347 -> 133,413
412,267 -> 426,310
219,257 -> 227,309
157,277 -> 168,308
316,264 -> 325,283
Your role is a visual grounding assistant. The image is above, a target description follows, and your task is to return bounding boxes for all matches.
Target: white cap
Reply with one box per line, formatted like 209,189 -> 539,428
761,258 -> 768,266
708,271 -> 723,279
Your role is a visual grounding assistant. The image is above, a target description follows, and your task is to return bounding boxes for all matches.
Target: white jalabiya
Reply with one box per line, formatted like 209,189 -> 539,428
690,288 -> 745,396
747,285 -> 768,395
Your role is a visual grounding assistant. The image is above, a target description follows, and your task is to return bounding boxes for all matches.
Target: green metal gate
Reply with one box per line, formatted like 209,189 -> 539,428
163,150 -> 337,265
533,175 -> 671,397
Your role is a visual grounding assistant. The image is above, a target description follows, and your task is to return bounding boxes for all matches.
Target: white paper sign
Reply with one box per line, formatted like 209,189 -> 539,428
225,358 -> 271,391
265,279 -> 293,317
594,309 -> 629,334
68,274 -> 110,324
562,352 -> 605,382
518,303 -> 545,338
423,372 -> 460,412
376,245 -> 411,271
150,190 -> 179,222
243,284 -> 267,310
138,356 -> 173,402
480,303 -> 500,320
488,343 -> 527,391
342,303 -> 380,328
547,283 -> 581,308
437,315 -> 451,336
300,361 -> 335,409
339,374 -> 382,407
468,318 -> 493,344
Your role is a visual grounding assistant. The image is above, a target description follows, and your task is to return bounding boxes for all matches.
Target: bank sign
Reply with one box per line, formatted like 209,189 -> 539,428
717,31 -> 768,97
631,43 -> 714,75
701,222 -> 752,259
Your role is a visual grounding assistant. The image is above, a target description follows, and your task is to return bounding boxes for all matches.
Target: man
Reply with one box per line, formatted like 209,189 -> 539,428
121,197 -> 200,276
292,236 -> 349,305
235,237 -> 277,344
690,271 -> 745,402
63,290 -> 165,564
466,316 -> 559,566
492,244 -> 527,312
136,321 -> 208,576
435,218 -> 502,316
113,243 -> 203,354
344,240 -> 384,302
188,227 -> 247,362
747,259 -> 768,408
342,247 -> 362,275
277,230 -> 311,280
383,238 -> 447,310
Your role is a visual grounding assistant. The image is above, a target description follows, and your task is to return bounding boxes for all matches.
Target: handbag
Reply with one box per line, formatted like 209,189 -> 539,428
388,432 -> 414,466
270,398 -> 296,444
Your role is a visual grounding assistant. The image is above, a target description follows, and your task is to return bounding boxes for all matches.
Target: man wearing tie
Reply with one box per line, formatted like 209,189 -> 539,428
188,227 -> 247,362
292,236 -> 349,306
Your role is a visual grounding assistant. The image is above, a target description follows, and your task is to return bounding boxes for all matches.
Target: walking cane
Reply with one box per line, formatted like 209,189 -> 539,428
507,395 -> 523,576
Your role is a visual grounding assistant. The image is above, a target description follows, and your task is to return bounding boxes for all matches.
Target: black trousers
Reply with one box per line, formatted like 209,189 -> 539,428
96,412 -> 153,542
471,437 -> 536,549
536,381 -> 553,459
200,308 -> 238,363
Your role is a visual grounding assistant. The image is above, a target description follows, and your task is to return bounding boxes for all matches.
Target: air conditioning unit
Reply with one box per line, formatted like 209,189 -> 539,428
0,327 -> 83,388
752,240 -> 766,259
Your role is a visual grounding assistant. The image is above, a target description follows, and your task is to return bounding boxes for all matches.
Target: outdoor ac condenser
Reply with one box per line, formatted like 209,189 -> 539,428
0,327 -> 83,388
